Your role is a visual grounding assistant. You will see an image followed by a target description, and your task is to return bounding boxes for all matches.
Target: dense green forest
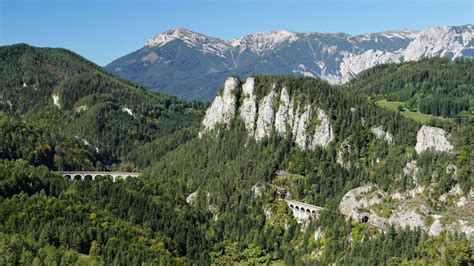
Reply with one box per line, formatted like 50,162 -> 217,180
0,45 -> 473,264
345,57 -> 474,123
0,44 -> 205,167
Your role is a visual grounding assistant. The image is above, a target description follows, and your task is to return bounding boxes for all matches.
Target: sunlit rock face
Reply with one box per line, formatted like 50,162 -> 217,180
254,86 -> 277,141
199,77 -> 334,150
415,125 -> 453,154
239,77 -> 257,136
199,77 -> 239,137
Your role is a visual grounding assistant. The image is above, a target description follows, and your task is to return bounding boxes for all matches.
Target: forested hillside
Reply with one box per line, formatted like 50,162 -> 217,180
0,44 -> 205,168
345,57 -> 474,123
0,46 -> 472,264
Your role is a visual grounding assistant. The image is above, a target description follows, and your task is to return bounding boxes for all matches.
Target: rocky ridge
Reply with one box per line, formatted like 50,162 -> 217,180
199,77 -> 334,149
107,25 -> 474,100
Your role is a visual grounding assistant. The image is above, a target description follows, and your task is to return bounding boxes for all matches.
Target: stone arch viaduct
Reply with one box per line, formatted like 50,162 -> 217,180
56,171 -> 140,182
284,199 -> 325,221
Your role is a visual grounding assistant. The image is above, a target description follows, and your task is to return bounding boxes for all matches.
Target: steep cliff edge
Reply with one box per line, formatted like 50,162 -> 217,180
199,76 -> 334,150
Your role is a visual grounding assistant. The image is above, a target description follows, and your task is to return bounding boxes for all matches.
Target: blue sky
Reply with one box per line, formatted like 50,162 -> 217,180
1,0 -> 473,66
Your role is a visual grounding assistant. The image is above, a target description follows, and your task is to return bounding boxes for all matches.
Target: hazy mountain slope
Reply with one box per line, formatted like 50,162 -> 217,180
344,57 -> 474,123
106,25 -> 473,100
0,44 -> 205,168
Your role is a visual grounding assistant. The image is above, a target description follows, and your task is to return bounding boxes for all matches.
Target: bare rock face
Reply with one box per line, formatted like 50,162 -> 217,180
339,185 -> 384,219
337,140 -> 351,168
255,86 -> 276,141
429,215 -> 443,236
239,77 -> 257,135
52,94 -> 61,108
389,204 -> 428,230
415,125 -> 453,154
341,184 -> 473,239
186,191 -> 198,204
292,105 -> 311,149
199,76 -> 334,150
403,160 -> 419,184
308,109 -> 334,149
371,126 -> 393,144
199,77 -> 239,137
275,87 -> 293,136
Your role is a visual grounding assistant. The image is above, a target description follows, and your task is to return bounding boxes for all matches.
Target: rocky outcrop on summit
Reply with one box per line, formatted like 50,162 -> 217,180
199,77 -> 239,137
200,77 -> 334,150
415,126 -> 453,154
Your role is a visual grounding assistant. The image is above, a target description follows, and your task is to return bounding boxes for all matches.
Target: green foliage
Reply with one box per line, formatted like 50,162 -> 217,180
0,44 -> 205,167
346,57 -> 474,123
1,46 -> 473,264
0,113 -> 102,170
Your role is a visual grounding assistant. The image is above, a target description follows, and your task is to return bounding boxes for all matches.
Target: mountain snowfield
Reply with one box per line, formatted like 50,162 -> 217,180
106,25 -> 473,100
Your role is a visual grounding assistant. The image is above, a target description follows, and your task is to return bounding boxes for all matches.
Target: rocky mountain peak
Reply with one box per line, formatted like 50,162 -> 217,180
108,24 -> 474,101
230,30 -> 300,54
145,27 -> 229,57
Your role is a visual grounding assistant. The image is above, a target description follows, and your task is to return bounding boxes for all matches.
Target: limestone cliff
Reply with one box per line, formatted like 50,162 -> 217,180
199,76 -> 334,150
199,77 -> 239,137
415,125 -> 453,154
239,78 -> 257,135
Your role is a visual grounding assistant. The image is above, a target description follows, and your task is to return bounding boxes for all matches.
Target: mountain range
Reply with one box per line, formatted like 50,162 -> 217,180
106,24 -> 474,100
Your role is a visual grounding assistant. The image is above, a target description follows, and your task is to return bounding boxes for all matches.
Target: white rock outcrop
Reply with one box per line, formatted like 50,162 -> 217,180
339,185 -> 384,220
75,105 -> 88,112
403,160 -> 419,184
186,191 -> 198,204
341,185 -> 473,238
52,94 -> 61,108
200,77 -> 334,150
122,107 -> 135,117
415,126 -> 453,154
389,205 -> 427,230
199,77 -> 239,137
429,215 -> 443,236
292,105 -> 311,149
254,86 -> 276,141
275,87 -> 294,136
308,109 -> 334,149
239,77 -> 257,135
371,126 -> 393,144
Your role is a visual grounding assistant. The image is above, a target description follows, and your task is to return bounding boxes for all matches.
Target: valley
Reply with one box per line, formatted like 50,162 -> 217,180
1,40 -> 473,264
